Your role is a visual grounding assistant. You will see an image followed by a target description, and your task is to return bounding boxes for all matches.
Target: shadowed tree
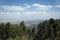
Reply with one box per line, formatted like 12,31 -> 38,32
4,22 -> 11,40
20,21 -> 26,34
31,27 -> 35,37
48,18 -> 57,39
33,23 -> 44,40
0,22 -> 11,40
0,23 -> 5,40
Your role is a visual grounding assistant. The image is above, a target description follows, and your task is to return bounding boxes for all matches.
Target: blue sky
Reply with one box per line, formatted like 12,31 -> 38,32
0,0 -> 60,21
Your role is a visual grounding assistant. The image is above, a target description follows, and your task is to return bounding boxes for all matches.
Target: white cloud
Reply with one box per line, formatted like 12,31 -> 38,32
1,5 -> 25,11
1,5 -> 31,11
22,11 -> 60,19
47,12 -> 60,19
0,11 -> 47,18
55,5 -> 60,8
0,12 -> 4,15
0,11 -> 60,21
32,3 -> 52,10
1,4 -> 53,11
0,3 -> 60,21
0,12 -> 21,17
24,4 -> 31,8
25,5 -> 31,8
32,3 -> 40,7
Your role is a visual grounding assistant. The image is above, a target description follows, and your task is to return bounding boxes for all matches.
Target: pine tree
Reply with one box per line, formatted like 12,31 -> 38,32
20,21 -> 26,34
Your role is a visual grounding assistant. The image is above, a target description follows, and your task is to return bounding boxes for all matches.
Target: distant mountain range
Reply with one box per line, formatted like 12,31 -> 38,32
0,19 -> 45,27
25,20 -> 45,28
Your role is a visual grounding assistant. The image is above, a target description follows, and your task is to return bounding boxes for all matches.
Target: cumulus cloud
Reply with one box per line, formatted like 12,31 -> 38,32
0,3 -> 60,21
1,6 -> 25,11
1,3 -> 53,11
24,4 -> 31,8
32,3 -> 52,10
55,5 -> 60,8
47,12 -> 60,19
1,5 -> 31,11
0,12 -> 4,15
25,5 -> 31,8
0,12 -> 21,16
0,11 -> 60,21
0,11 -> 47,18
21,11 -> 60,19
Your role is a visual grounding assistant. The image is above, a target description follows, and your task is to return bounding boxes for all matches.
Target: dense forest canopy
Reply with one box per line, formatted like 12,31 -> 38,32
0,18 -> 60,40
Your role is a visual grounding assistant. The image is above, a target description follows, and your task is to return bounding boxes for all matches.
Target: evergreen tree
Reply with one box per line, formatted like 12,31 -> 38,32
31,27 -> 35,37
0,23 -> 5,40
0,22 -> 11,40
4,22 -> 11,40
49,18 -> 57,39
20,21 -> 26,34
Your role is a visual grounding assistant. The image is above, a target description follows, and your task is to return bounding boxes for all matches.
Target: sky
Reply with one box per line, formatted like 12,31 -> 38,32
0,0 -> 60,21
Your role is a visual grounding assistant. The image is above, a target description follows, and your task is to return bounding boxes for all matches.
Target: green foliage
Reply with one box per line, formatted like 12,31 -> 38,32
33,18 -> 60,40
0,22 -> 11,40
20,21 -> 26,34
0,18 -> 60,40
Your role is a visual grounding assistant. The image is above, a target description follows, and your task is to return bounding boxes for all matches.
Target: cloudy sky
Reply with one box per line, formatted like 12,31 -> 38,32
0,0 -> 60,21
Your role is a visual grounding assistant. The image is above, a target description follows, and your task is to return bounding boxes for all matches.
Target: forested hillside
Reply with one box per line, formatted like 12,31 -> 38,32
0,18 -> 60,40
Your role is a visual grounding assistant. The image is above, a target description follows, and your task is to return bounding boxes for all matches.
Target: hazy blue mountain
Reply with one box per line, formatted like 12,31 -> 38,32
0,19 -> 45,27
25,20 -> 45,28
